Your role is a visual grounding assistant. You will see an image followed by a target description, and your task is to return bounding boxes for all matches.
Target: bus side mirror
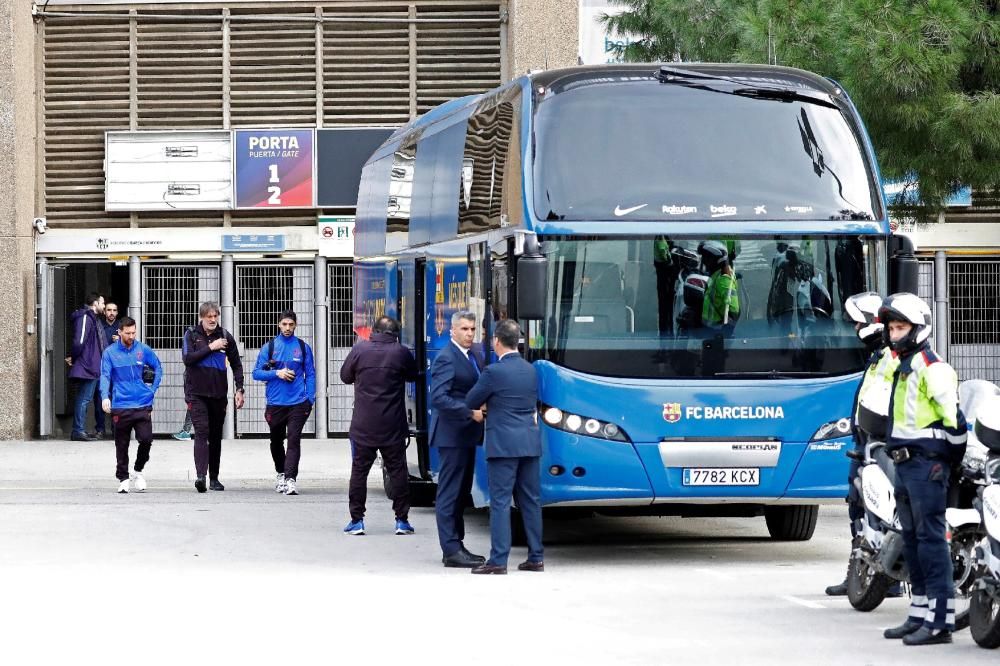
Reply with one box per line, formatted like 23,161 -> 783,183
516,253 -> 548,320
888,233 -> 918,294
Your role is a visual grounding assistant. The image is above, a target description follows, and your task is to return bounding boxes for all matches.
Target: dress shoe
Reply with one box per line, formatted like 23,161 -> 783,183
70,432 -> 98,442
902,627 -> 952,646
886,582 -> 904,598
460,546 -> 485,563
470,563 -> 507,575
824,579 -> 847,596
194,476 -> 207,493
442,550 -> 482,568
517,560 -> 544,572
883,619 -> 923,639
209,479 -> 225,491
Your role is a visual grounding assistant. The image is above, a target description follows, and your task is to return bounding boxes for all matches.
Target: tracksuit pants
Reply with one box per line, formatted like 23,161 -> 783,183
189,396 -> 227,480
895,454 -> 955,631
112,407 -> 153,482
348,441 -> 409,522
265,400 -> 312,480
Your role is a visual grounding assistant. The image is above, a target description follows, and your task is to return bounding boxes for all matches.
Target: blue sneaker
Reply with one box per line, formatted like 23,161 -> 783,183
343,520 -> 365,535
394,519 -> 415,535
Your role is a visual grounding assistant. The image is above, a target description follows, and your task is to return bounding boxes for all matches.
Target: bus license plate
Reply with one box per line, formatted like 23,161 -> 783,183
682,468 -> 759,486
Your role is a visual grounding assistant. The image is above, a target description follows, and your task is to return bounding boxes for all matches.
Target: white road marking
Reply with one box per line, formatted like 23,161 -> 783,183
694,567 -> 737,581
782,595 -> 825,609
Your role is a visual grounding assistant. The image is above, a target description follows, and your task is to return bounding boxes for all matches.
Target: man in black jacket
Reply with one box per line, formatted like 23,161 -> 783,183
182,301 -> 245,493
340,316 -> 418,535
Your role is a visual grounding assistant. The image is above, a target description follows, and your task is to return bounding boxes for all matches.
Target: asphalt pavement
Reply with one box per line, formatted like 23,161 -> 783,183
0,438 -> 996,664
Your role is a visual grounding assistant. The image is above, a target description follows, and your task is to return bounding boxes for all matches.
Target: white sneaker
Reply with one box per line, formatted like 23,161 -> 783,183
133,471 -> 147,492
284,478 -> 298,496
274,473 -> 286,493
117,479 -> 130,494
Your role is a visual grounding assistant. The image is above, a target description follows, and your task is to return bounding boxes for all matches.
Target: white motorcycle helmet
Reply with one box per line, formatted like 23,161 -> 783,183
975,394 -> 1000,453
878,292 -> 932,354
844,291 -> 883,345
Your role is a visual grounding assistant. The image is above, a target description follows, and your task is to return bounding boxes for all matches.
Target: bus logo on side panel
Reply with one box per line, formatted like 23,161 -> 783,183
663,403 -> 682,423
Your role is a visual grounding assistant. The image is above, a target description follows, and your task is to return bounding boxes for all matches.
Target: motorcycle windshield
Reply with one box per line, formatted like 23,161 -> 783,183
534,235 -> 879,379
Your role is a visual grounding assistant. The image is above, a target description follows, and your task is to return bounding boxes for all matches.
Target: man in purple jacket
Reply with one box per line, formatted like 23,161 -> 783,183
65,292 -> 107,441
340,315 -> 418,536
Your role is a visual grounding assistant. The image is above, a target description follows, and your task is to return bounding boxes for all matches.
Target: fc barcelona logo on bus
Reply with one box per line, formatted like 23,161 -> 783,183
663,403 -> 682,423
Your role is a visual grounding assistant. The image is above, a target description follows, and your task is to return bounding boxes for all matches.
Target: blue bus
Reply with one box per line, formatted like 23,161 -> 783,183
352,64 -> 916,540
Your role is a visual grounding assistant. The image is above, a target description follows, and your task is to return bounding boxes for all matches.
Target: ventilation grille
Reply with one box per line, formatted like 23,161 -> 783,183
41,3 -> 502,229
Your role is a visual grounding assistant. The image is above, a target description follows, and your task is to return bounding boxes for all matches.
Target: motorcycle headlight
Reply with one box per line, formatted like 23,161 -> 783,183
538,404 -> 630,443
811,417 -> 852,442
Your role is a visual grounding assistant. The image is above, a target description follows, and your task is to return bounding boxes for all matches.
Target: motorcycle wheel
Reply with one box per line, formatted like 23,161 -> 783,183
970,588 -> 1000,649
951,531 -> 978,632
847,551 -> 891,612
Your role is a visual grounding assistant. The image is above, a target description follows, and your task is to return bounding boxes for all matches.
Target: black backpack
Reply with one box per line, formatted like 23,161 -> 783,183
264,336 -> 307,370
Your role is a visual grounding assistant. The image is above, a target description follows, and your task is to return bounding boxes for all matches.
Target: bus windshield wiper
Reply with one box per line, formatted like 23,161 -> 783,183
714,370 -> 834,379
655,66 -> 839,110
732,87 -> 839,109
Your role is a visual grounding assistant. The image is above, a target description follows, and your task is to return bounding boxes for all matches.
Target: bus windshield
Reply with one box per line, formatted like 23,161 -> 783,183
535,236 -> 878,379
533,78 -> 879,222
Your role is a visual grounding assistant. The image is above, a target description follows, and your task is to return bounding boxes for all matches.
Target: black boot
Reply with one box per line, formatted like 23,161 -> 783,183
194,476 -> 207,493
825,579 -> 848,596
883,619 -> 923,639
209,478 -> 225,491
902,627 -> 952,646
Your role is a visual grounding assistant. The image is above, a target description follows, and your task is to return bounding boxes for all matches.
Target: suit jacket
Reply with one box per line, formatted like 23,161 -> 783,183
464,352 -> 541,459
429,341 -> 484,448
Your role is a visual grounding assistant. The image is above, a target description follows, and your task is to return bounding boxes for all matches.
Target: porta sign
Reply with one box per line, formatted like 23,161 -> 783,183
234,129 -> 315,208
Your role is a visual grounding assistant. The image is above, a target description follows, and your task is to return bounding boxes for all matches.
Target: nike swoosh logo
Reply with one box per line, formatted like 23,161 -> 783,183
614,204 -> 648,216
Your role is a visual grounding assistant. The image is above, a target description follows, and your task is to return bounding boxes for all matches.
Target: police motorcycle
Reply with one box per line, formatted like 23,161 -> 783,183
846,379 -> 983,621
948,383 -> 1000,648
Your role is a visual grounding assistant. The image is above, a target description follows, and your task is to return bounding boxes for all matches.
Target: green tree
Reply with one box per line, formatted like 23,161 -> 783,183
600,0 -> 1000,210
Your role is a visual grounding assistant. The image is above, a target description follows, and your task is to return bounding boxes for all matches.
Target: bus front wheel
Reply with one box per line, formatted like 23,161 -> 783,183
764,505 -> 818,541
382,465 -> 437,507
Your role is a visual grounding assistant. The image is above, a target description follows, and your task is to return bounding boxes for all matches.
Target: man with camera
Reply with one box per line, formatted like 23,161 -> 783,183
100,316 -> 162,493
182,302 -> 245,493
252,310 -> 316,496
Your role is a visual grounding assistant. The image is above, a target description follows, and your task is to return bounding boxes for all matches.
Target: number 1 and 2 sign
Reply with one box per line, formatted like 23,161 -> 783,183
234,129 -> 315,209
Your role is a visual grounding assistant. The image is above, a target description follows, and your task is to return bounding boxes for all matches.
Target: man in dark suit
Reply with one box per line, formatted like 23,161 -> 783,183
430,311 -> 487,568
464,319 -> 543,574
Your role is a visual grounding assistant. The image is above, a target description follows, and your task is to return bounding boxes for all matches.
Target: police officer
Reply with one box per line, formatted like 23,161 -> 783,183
879,293 -> 967,646
825,292 -> 901,596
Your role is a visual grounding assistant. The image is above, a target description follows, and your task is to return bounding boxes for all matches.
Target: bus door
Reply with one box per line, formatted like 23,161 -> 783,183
401,258 -> 430,480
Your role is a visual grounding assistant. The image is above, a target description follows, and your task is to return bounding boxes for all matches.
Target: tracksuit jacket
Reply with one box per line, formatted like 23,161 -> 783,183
252,334 -> 316,406
100,340 -> 163,408
181,324 -> 245,400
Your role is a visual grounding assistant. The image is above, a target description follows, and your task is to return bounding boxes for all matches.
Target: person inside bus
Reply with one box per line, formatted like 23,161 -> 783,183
653,236 -> 679,338
699,241 -> 740,331
429,310 -> 486,568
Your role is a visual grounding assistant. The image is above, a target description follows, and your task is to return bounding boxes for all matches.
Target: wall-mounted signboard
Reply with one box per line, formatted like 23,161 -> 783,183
105,131 -> 234,211
234,129 -> 315,209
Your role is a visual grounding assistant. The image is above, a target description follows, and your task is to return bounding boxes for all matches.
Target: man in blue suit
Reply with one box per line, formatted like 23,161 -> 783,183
430,311 -> 487,568
464,319 -> 544,574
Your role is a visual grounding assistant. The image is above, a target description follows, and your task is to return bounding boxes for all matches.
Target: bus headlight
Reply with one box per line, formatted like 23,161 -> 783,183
538,404 -> 630,443
811,417 -> 852,442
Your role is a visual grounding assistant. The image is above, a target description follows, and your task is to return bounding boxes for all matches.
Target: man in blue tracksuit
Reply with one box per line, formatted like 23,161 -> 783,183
100,316 -> 163,494
253,310 -> 316,496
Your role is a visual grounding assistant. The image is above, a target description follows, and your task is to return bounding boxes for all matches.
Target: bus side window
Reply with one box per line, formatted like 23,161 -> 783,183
459,101 -> 516,235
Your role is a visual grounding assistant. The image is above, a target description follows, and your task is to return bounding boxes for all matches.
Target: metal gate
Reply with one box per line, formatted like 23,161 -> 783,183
142,265 -> 220,434
915,257 -> 1000,385
948,260 -> 1000,383
236,264 -> 315,435
328,262 -> 355,434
